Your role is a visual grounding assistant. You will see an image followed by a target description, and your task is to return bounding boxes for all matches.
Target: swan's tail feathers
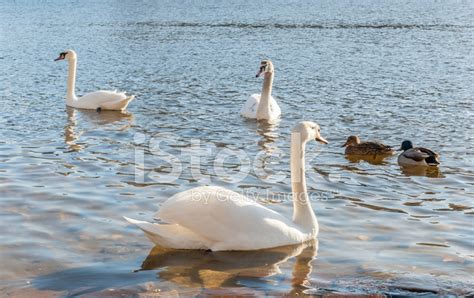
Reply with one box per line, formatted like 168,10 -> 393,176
100,95 -> 135,111
124,217 -> 207,250
120,94 -> 135,111
124,216 -> 161,235
124,216 -> 172,247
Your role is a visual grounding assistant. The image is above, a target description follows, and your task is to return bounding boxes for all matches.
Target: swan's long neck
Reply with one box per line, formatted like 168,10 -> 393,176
66,59 -> 77,103
256,72 -> 274,119
290,133 -> 317,231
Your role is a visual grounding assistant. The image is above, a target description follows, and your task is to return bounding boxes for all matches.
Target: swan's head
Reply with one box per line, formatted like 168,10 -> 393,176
256,60 -> 274,77
54,49 -> 77,61
342,135 -> 360,147
293,121 -> 328,144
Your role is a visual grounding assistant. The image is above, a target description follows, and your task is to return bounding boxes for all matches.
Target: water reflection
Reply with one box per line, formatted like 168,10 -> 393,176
64,108 -> 83,152
253,120 -> 284,182
30,242 -> 317,296
256,120 -> 279,154
344,154 -> 393,165
400,165 -> 443,178
140,241 -> 318,292
64,107 -> 133,152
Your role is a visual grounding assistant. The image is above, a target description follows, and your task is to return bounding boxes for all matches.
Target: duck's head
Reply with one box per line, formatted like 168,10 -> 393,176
342,135 -> 360,147
54,49 -> 77,62
292,121 -> 328,145
400,140 -> 413,151
256,60 -> 274,77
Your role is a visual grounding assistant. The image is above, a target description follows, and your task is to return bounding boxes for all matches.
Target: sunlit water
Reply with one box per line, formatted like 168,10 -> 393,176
0,0 -> 473,296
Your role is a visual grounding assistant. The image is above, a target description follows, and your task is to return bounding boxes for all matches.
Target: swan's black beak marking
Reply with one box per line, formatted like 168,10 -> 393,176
54,52 -> 67,61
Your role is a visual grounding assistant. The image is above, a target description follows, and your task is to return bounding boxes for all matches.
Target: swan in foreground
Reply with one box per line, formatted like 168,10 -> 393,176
125,121 -> 328,251
342,135 -> 394,156
55,50 -> 135,111
240,60 -> 281,121
398,140 -> 440,166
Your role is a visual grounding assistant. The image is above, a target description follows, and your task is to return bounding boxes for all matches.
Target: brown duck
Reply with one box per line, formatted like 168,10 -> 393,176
342,135 -> 394,155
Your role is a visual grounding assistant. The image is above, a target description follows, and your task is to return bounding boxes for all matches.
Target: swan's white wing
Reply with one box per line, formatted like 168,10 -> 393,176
124,217 -> 208,249
155,186 -> 306,250
240,94 -> 260,119
71,90 -> 134,110
80,90 -> 127,104
268,96 -> 281,119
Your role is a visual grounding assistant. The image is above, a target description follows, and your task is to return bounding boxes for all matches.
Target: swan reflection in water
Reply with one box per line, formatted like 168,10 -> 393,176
256,120 -> 279,154
252,120 -> 286,183
64,107 -> 133,151
139,240 -> 318,294
31,241 -> 317,296
400,165 -> 443,178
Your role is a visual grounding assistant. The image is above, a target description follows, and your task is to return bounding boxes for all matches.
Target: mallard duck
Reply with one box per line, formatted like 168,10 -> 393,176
342,135 -> 394,155
398,140 -> 440,166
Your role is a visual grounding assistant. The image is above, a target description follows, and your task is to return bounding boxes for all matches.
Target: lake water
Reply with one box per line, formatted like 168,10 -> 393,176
0,0 -> 473,296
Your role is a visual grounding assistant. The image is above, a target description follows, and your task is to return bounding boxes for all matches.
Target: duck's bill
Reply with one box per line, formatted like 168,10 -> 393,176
316,136 -> 329,144
341,141 -> 348,147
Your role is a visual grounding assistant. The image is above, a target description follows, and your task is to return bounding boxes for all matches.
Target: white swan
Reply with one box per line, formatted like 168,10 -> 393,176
125,121 -> 328,251
55,50 -> 135,111
240,60 -> 281,121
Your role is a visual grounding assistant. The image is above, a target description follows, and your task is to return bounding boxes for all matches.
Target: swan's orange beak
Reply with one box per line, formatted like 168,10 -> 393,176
316,135 -> 329,144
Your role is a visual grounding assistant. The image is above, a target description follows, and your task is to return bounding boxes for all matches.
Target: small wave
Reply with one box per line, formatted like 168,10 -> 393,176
132,21 -> 471,31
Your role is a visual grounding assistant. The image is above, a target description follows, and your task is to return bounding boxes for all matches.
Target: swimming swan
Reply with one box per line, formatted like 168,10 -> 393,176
240,60 -> 281,121
55,50 -> 135,111
125,121 -> 328,251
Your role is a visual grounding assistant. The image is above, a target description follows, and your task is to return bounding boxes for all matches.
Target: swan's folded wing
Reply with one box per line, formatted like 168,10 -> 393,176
269,96 -> 281,117
240,94 -> 260,118
124,217 -> 208,249
155,186 -> 303,250
101,95 -> 134,110
80,90 -> 127,103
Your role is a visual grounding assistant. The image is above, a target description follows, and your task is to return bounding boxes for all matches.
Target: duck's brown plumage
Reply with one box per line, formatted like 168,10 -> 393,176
342,135 -> 394,156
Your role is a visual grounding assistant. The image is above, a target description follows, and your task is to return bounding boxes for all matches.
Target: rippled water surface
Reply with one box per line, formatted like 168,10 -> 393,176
1,0 -> 473,296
